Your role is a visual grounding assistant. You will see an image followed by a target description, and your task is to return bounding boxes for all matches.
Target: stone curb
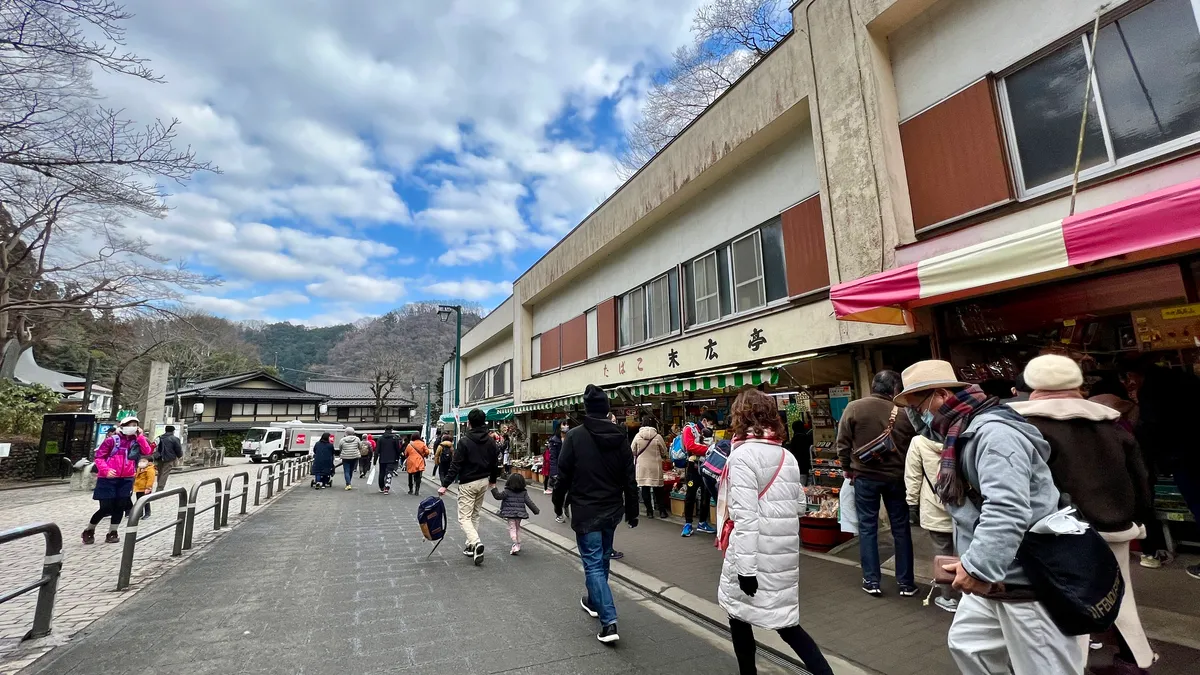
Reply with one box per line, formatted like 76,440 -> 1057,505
440,483 -> 879,675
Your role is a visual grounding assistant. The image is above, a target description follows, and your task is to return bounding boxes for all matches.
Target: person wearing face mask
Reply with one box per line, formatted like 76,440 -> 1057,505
84,417 -> 153,544
895,360 -> 1081,675
546,418 -> 569,498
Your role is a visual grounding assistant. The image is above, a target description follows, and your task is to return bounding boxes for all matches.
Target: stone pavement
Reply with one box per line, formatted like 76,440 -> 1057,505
22,481 -> 802,675
0,459 -> 300,674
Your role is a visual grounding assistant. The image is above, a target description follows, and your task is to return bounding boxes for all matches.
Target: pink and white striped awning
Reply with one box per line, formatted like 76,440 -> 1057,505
831,177 -> 1200,325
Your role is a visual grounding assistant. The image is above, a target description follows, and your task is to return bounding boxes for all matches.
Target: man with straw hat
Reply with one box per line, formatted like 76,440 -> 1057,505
894,360 -> 1082,675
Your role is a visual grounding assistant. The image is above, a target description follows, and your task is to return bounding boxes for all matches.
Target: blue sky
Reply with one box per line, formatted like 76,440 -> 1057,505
98,0 -> 706,325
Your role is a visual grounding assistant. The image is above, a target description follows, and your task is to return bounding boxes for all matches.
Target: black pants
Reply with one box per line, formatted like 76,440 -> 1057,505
89,496 -> 132,528
380,462 -> 396,491
683,462 -> 710,524
640,486 -> 669,516
408,471 -> 423,494
136,491 -> 151,518
728,617 -> 833,675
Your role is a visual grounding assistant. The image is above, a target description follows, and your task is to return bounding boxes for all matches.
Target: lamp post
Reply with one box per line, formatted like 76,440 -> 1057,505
437,304 -> 463,409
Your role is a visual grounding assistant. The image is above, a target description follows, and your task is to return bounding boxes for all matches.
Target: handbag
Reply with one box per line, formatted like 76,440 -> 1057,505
853,408 -> 898,464
716,449 -> 786,554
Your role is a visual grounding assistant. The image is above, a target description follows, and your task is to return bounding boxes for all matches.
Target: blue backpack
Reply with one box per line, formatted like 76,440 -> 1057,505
670,424 -> 694,468
701,440 -> 731,481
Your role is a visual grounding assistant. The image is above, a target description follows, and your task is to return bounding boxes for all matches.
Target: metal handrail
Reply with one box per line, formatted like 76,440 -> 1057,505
0,522 -> 62,639
222,471 -> 250,526
183,477 -> 224,550
256,463 -> 275,505
119,487 -> 187,590
276,460 -> 286,492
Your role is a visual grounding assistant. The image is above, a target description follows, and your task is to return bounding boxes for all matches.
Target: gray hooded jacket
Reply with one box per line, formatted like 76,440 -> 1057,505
946,408 -> 1062,587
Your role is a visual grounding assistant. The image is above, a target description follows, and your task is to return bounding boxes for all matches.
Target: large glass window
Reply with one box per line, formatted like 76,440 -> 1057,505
760,218 -> 789,302
618,286 -> 646,347
1002,0 -> 1200,194
731,232 -> 766,313
690,253 -> 720,327
646,274 -> 671,340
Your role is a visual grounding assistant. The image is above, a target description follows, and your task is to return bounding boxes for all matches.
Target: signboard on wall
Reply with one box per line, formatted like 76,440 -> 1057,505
1131,303 -> 1200,351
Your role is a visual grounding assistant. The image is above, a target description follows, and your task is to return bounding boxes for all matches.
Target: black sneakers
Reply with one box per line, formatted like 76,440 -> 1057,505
597,623 -> 619,644
861,579 -> 882,597
463,543 -> 475,556
473,544 -> 485,566
898,584 -> 919,597
580,596 -> 599,618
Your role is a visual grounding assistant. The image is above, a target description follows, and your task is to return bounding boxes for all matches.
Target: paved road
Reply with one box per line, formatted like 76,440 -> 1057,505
22,483 -> 800,675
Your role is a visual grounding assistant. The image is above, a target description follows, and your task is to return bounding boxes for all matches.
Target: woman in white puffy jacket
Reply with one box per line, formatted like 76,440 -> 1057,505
716,389 -> 833,675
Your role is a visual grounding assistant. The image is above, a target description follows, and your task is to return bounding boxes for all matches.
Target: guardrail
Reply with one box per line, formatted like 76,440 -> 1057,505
255,463 -> 275,505
222,471 -> 250,526
118,488 -> 187,590
183,477 -> 224,550
0,522 -> 63,640
276,460 -> 286,492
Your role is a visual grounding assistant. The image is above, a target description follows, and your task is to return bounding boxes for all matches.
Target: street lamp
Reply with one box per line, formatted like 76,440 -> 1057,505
437,304 -> 463,409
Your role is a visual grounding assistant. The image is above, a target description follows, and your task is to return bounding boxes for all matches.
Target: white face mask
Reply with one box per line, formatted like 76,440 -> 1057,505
120,426 -> 138,435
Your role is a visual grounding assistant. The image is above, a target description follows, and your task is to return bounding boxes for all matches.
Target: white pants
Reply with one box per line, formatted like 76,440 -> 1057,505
948,594 -> 1083,675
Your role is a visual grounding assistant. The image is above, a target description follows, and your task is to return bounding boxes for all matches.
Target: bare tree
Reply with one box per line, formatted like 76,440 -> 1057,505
0,0 -> 217,377
364,345 -> 402,423
618,0 -> 790,177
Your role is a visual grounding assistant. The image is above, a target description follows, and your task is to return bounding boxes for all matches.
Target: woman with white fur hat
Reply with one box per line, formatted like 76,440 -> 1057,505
1009,354 -> 1156,674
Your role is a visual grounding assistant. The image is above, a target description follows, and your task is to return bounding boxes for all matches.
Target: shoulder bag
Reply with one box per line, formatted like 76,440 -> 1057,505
853,408 -> 898,464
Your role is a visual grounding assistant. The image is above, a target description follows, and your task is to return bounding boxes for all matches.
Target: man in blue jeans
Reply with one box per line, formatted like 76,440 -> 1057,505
553,384 -> 639,644
835,371 -> 917,597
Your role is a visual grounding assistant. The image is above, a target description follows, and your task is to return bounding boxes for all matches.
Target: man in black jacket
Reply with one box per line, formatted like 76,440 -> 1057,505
438,409 -> 499,565
154,425 -> 184,491
374,426 -> 403,494
552,384 -> 638,644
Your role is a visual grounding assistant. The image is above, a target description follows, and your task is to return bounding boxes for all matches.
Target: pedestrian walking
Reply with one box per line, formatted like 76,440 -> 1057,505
786,419 -> 813,486
133,457 -> 156,519
1011,355 -> 1155,673
433,434 -> 454,485
405,434 -> 431,495
835,370 -> 918,597
632,416 -> 670,519
491,473 -> 540,555
716,388 -> 834,675
681,411 -> 717,537
552,384 -> 638,644
83,416 -> 153,544
311,432 -> 335,488
546,418 -> 567,495
374,426 -> 402,494
360,433 -> 377,478
895,360 -> 1083,675
498,425 -> 512,478
336,428 -> 363,490
437,409 -> 500,566
153,424 -> 184,491
904,430 -> 958,612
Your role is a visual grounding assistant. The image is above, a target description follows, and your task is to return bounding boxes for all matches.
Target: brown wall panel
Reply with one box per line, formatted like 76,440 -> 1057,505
540,325 -> 561,372
900,79 -> 1013,230
781,195 -> 830,296
596,298 -> 617,355
560,315 -> 587,366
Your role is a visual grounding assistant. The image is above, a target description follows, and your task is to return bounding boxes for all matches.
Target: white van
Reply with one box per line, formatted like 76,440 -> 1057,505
242,421 -> 347,463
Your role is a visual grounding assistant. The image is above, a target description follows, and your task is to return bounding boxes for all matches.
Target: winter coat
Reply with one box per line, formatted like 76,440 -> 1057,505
903,435 -> 952,533
155,433 -> 184,462
946,408 -> 1062,588
552,415 -> 638,533
716,439 -> 805,630
548,435 -> 563,476
375,433 -> 403,465
336,435 -> 363,460
95,434 -> 153,479
1010,398 -> 1152,532
442,427 -> 499,486
632,427 -> 668,487
433,440 -> 453,467
835,394 -> 917,482
133,464 -> 157,493
404,440 -> 430,473
312,440 -> 335,476
491,487 -> 540,519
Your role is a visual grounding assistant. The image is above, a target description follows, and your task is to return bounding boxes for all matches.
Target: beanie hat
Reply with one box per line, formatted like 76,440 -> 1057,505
1023,354 -> 1083,391
583,384 -> 610,417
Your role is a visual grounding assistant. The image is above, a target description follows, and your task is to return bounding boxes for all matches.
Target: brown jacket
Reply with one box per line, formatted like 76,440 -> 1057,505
835,393 -> 916,482
1010,398 -> 1152,532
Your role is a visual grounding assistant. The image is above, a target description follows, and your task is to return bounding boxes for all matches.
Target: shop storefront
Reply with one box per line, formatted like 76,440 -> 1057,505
831,176 -> 1200,553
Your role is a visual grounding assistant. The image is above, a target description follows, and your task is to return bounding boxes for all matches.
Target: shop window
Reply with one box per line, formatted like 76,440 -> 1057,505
302,404 -> 315,416
689,252 -> 720,326
585,308 -> 599,359
619,286 -> 645,347
231,403 -> 256,416
1000,0 -> 1200,196
731,232 -> 766,313
287,404 -> 302,416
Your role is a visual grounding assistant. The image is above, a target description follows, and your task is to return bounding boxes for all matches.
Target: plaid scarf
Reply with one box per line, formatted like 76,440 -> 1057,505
731,429 -> 782,449
932,385 -> 1000,505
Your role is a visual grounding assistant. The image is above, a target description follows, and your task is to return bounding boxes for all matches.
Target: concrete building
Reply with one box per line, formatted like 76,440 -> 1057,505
440,298 -> 515,426
456,0 -> 1200,437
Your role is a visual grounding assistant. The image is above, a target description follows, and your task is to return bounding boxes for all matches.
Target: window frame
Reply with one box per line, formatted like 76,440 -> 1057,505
689,251 -> 721,329
729,230 -> 767,314
997,0 -> 1200,198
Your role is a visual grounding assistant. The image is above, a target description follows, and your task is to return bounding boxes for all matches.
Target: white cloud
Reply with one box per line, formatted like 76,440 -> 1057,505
183,291 -> 310,319
306,275 -> 405,303
422,279 -> 513,301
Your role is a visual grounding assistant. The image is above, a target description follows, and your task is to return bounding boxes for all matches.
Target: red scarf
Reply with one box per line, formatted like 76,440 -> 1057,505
731,429 -> 782,449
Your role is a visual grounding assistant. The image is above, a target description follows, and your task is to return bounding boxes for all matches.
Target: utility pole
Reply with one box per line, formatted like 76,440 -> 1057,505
437,305 -> 463,408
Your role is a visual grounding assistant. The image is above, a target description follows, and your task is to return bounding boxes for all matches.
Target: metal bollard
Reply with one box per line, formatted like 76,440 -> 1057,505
256,463 -> 274,505
222,471 -> 250,526
183,478 -> 224,550
276,460 -> 285,492
0,522 -> 63,640
118,488 -> 188,590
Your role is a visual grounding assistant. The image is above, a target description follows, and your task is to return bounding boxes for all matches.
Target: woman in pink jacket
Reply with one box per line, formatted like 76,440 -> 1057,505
83,416 -> 153,544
